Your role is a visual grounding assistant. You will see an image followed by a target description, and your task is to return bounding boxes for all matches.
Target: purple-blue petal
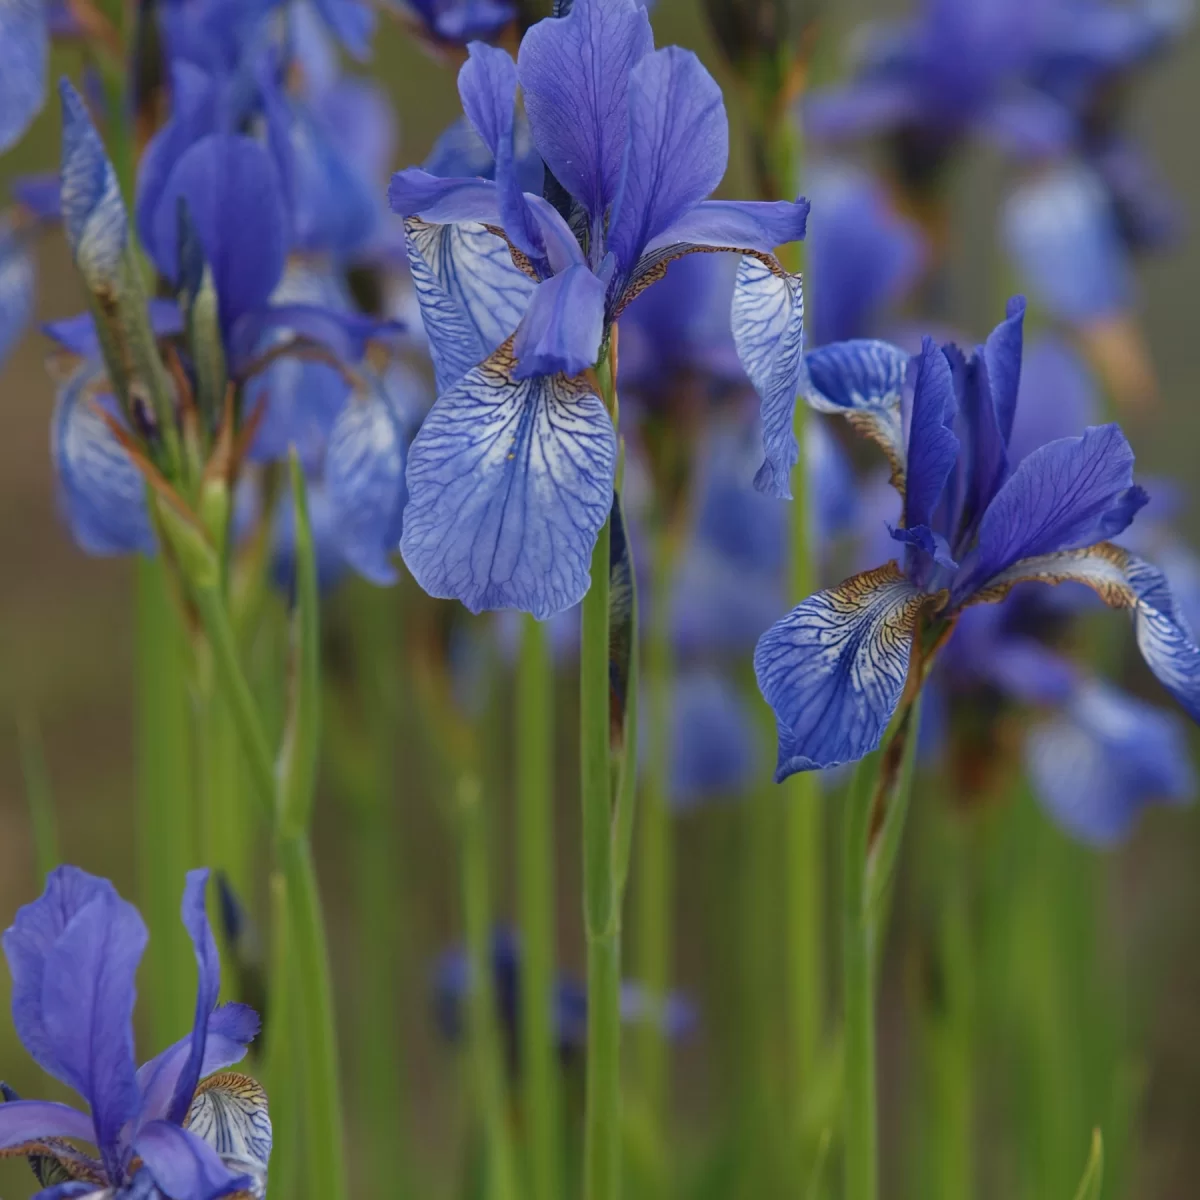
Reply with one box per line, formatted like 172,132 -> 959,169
312,0 -> 375,59
400,348 -> 617,618
0,217 -> 35,368
904,337 -> 959,531
512,263 -> 606,379
13,171 -> 62,222
754,563 -> 927,777
517,0 -> 653,226
43,299 -> 183,358
1008,335 -> 1099,464
134,1120 -> 254,1200
0,0 -> 49,154
803,81 -> 921,144
0,1099 -> 94,1150
644,196 -> 809,259
983,294 -> 1025,446
388,168 -> 502,225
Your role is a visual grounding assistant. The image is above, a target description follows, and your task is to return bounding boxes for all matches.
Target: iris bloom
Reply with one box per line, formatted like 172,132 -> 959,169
389,0 -> 809,618
0,0 -> 49,154
756,297 -> 1200,778
0,867 -> 271,1199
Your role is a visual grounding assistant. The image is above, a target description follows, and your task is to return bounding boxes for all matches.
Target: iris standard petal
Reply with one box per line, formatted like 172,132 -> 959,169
517,0 -> 654,227
39,887 -> 146,1177
404,217 -> 536,392
183,1073 -> 272,1181
135,1119 -> 253,1200
607,47 -> 728,273
959,424 -> 1149,600
0,0 -> 48,154
52,370 -> 156,557
325,376 -> 408,585
904,337 -> 959,532
1027,683 -> 1195,845
149,134 -> 288,336
400,343 -> 617,618
730,255 -> 804,498
802,339 -> 910,491
512,263 -> 606,379
58,80 -> 127,292
0,217 -> 35,368
754,562 -> 929,777
983,294 -> 1025,445
0,1100 -> 95,1150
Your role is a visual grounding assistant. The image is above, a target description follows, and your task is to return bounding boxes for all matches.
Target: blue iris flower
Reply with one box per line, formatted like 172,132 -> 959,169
803,0 -> 1072,170
0,867 -> 271,1199
396,0 -> 516,50
756,297 -> 1200,778
389,0 -> 809,619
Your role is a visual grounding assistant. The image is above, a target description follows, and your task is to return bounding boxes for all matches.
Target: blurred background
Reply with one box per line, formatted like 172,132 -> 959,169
2,1 -> 1200,1197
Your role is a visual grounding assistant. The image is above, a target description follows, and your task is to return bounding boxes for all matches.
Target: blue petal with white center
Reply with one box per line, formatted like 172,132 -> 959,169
404,217 -> 536,393
400,343 -> 617,618
754,562 -> 929,777
52,369 -> 156,557
58,80 -> 128,293
0,0 -> 48,154
0,216 -> 35,368
1027,681 -> 1195,845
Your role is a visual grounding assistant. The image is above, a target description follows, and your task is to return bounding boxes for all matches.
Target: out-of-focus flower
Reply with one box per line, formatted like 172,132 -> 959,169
0,867 -> 271,1199
757,298 -> 1200,778
0,214 -> 35,369
395,0 -> 517,53
0,0 -> 49,154
389,0 -> 810,618
669,668 -> 758,809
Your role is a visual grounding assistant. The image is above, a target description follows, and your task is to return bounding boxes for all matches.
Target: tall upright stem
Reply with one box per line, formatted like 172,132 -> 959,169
516,615 -> 561,1200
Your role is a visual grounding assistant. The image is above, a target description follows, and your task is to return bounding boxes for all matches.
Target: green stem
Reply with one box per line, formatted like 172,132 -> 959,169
459,772 -> 519,1200
265,870 -> 300,1200
516,615 -> 561,1200
843,756 -> 879,1200
581,503 -> 620,1200
135,557 -> 197,1050
635,525 -> 676,1155
276,834 -> 348,1200
195,677 -> 249,897
16,715 -> 60,882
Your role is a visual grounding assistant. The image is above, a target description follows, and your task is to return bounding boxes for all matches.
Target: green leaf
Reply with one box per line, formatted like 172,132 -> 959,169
16,714 -> 59,883
1073,1130 -> 1104,1200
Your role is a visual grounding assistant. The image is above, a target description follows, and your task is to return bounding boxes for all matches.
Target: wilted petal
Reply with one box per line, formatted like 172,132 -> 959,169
517,0 -> 653,227
401,344 -> 617,618
52,369 -> 156,557
1027,682 -> 1195,845
0,0 -> 48,154
802,339 -> 909,490
184,1072 -> 272,1181
404,217 -> 535,392
512,263 -> 606,379
754,562 -> 928,777
607,47 -> 727,273
731,255 -> 804,498
0,216 -> 35,367
135,1119 -> 253,1200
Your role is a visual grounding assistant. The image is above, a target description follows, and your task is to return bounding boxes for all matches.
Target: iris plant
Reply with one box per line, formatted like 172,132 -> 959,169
757,297 -> 1200,777
0,867 -> 271,1200
389,0 -> 809,618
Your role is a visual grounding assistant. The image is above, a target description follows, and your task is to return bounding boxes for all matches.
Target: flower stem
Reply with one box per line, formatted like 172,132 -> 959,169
516,614 -> 562,1200
581,503 -> 620,1200
195,677 -> 249,899
842,755 -> 879,1200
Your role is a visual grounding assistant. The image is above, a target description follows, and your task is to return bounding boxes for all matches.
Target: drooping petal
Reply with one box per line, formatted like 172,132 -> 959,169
0,0 -> 48,154
134,1119 -> 254,1200
387,168 -> 501,224
957,424 -> 1149,602
1027,682 -> 1195,845
36,884 -> 147,1177
754,562 -> 930,777
148,134 -> 288,336
607,47 -> 728,273
403,217 -> 536,392
517,0 -> 653,227
325,374 -> 408,585
184,1073 -> 272,1182
641,196 -> 810,261
58,80 -> 127,293
400,343 -> 617,618
511,262 -> 606,379
802,339 -> 910,491
730,255 -> 804,498
670,669 -> 757,809
904,337 -> 959,532
0,1101 -> 95,1150
52,369 -> 156,557
0,216 -> 35,367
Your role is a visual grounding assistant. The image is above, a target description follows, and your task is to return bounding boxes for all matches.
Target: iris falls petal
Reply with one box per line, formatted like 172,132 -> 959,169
184,1072 -> 273,1182
400,343 -> 617,618
754,562 -> 929,777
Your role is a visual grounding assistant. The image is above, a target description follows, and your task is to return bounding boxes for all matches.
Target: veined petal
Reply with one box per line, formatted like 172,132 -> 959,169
984,294 -> 1025,445
1027,682 -> 1195,845
387,168 -> 501,224
0,216 -> 35,367
607,47 -> 727,273
52,368 -> 156,557
0,0 -> 48,154
966,543 -> 1200,723
803,339 -> 909,492
957,424 -> 1149,602
404,217 -> 536,392
517,0 -> 653,226
400,342 -> 617,618
754,562 -> 929,778
134,1119 -> 254,1200
730,255 -> 804,498
184,1072 -> 272,1181
511,263 -> 606,379
0,1101 -> 95,1150
904,337 -> 958,531
325,374 -> 408,585
58,80 -> 127,293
